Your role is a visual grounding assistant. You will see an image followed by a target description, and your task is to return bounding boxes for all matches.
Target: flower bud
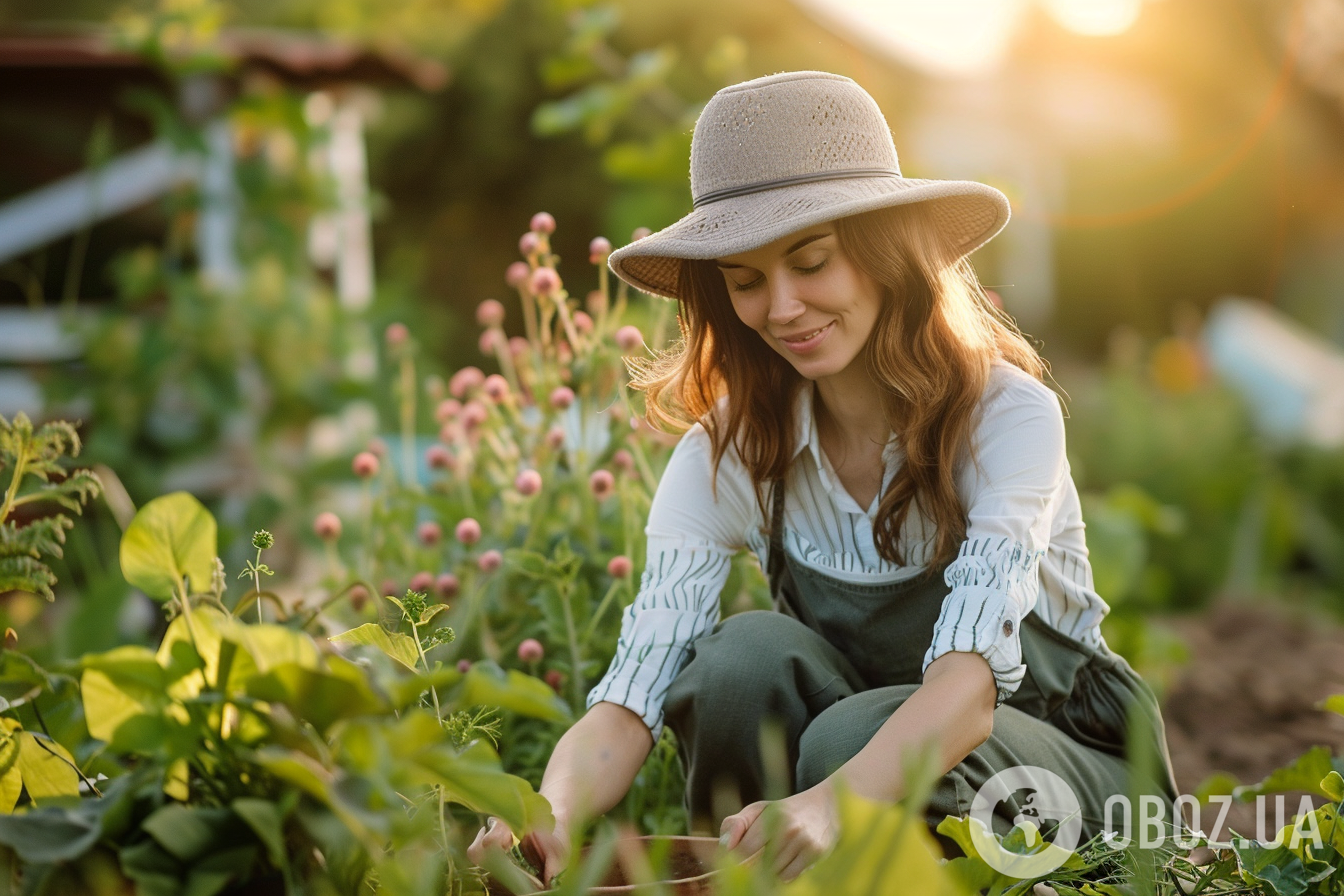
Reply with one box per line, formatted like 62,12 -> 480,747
380,579 -> 400,597
483,374 -> 510,403
509,336 -> 530,358
348,584 -> 370,612
608,555 -> 633,578
519,232 -> 541,257
417,521 -> 443,546
515,469 -> 542,496
556,340 -> 573,366
436,573 -> 460,598
385,322 -> 410,347
478,549 -> 503,573
545,669 -> 564,692
409,570 -> 435,593
615,325 -> 644,353
455,518 -> 482,545
529,266 -> 561,298
426,445 -> 454,470
573,311 -> 594,334
460,400 -> 489,429
631,226 -> 652,241
588,236 -> 612,263
479,329 -> 501,355
353,451 -> 380,478
517,637 -> 544,663
252,529 -> 274,550
530,211 -> 556,234
586,290 -> 608,316
435,398 -> 462,424
612,449 -> 634,473
314,512 -> 342,541
506,261 -> 531,288
449,366 -> 485,398
549,386 -> 575,409
457,658 -> 472,673
545,425 -> 566,450
476,298 -> 506,328
589,468 -> 615,500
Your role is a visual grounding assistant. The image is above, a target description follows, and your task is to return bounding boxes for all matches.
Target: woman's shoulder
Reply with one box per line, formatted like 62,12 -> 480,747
980,359 -> 1063,419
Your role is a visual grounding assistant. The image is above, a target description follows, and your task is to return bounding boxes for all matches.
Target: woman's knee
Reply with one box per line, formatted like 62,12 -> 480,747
795,685 -> 919,791
667,612 -> 810,698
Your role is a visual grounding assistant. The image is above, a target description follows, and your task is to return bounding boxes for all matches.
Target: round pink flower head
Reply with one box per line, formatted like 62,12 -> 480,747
380,579 -> 400,597
314,511 -> 342,541
518,231 -> 541,257
385,322 -> 409,348
517,637 -> 544,664
515,469 -> 542,497
529,266 -> 561,298
588,236 -> 612,264
556,340 -> 573,365
436,573 -> 460,599
352,451 -> 380,478
509,336 -> 530,358
457,658 -> 472,673
586,290 -> 608,315
476,298 -> 505,328
631,226 -> 652,241
612,449 -> 634,473
478,549 -> 503,573
449,365 -> 485,398
460,400 -> 489,429
506,261 -> 530,288
435,398 -> 462,424
417,521 -> 443,546
549,385 -> 575,410
455,517 -> 482,545
607,555 -> 632,578
483,374 -> 510,403
409,570 -> 435,593
545,668 -> 564,692
426,445 -> 453,471
615,325 -> 644,353
545,425 -> 566,450
573,310 -> 594,335
478,329 -> 501,355
589,468 -> 615,500
530,211 -> 556,235
348,584 -> 370,612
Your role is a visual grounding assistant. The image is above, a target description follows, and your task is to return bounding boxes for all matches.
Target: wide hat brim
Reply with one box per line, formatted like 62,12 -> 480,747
608,174 -> 1010,301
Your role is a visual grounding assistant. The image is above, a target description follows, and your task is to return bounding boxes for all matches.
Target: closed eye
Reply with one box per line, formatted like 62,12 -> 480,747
728,259 -> 828,293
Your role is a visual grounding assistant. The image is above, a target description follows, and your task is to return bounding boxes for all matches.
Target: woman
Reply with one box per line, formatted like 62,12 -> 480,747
469,70 -> 1181,886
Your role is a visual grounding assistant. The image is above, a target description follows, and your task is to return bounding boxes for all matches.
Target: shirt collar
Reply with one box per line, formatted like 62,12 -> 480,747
792,381 -> 903,516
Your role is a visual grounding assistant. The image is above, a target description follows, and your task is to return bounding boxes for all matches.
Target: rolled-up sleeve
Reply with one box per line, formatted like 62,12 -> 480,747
922,374 -> 1064,707
585,419 -> 753,742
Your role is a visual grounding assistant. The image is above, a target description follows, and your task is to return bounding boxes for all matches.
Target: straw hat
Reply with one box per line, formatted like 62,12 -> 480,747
607,70 -> 1011,301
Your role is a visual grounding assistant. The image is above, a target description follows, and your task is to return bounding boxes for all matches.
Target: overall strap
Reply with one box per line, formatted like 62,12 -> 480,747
766,477 -> 813,624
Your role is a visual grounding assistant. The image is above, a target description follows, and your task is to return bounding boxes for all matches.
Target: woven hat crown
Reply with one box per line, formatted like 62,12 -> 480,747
691,71 -> 900,205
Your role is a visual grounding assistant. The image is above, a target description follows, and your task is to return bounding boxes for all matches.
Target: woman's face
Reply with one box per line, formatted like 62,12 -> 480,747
715,224 -> 886,382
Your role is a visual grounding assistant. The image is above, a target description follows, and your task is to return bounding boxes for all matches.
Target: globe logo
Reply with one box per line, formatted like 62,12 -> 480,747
967,766 -> 1084,877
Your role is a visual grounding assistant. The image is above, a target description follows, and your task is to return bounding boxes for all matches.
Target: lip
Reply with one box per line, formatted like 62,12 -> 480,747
776,321 -> 834,353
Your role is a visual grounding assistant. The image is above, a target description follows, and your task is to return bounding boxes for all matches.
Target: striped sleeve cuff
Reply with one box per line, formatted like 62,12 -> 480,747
922,538 -> 1044,707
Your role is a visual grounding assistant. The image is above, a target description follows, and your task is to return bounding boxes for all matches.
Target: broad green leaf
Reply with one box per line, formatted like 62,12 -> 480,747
16,732 -> 79,802
250,749 -> 379,849
79,645 -> 166,742
1235,747 -> 1337,801
1233,839 -> 1321,896
246,662 -> 387,734
453,662 -> 572,723
1320,694 -> 1344,718
119,838 -> 181,896
328,623 -> 419,671
0,765 -> 19,813
402,725 -> 553,834
1193,771 -> 1241,802
142,805 -> 246,863
184,844 -> 257,896
0,719 -> 20,780
218,620 -> 320,676
385,666 -> 463,712
231,797 -> 290,874
157,606 -> 227,699
1322,771 -> 1344,803
418,603 -> 448,627
120,492 -> 216,601
0,801 -> 102,862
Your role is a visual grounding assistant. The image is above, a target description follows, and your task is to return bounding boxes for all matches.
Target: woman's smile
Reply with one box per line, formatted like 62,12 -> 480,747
777,321 -> 834,353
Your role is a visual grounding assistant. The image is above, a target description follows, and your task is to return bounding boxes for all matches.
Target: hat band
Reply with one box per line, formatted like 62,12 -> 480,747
692,167 -> 902,209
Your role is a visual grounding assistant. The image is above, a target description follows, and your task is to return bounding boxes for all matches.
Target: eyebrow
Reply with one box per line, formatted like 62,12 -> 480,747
715,232 -> 832,269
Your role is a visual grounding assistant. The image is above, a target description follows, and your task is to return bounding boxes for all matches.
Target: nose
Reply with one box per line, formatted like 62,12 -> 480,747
765,275 -> 807,328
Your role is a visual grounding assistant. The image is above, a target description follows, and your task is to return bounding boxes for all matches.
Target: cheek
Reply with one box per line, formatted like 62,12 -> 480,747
729,294 -> 765,330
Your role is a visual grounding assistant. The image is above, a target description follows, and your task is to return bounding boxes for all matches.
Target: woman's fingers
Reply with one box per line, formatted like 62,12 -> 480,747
777,846 -> 815,883
723,801 -> 770,855
467,816 -> 514,865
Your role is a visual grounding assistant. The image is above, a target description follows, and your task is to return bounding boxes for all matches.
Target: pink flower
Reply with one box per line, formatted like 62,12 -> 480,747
409,570 -> 435,593
530,211 -> 556,235
314,512 -> 342,541
573,311 -> 594,334
631,226 -> 652,241
509,336 -> 530,358
479,329 -> 501,355
545,425 -> 566,450
460,400 -> 489,429
586,290 -> 608,315
435,398 -> 462,424
426,445 -> 453,470
483,374 -> 510,403
517,638 -> 544,663
612,449 -> 634,473
436,573 -> 460,598
457,658 -> 472,673
545,669 -> 564,692
380,579 -> 400,597
556,340 -> 573,365
549,386 -> 575,409
608,555 -> 632,578
385,322 -> 409,347
518,232 -> 541,257
455,518 -> 482,545
506,261 -> 530,288
417,521 -> 443,546
353,451 -> 380,478
529,266 -> 561,298
476,298 -> 506,328
438,422 -> 460,445
515,469 -> 542,496
449,366 -> 485,398
478,549 -> 503,573
589,236 -> 612,264
615,325 -> 644,353
349,584 -> 370,612
589,468 -> 615,500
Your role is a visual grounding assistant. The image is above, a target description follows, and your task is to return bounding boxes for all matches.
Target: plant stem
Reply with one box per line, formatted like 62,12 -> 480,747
558,581 -> 584,713
0,443 -> 29,525
400,351 -> 417,489
581,580 -> 623,643
252,550 -> 264,623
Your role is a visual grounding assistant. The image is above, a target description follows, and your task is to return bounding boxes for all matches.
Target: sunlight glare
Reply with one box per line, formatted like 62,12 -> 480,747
1042,0 -> 1143,36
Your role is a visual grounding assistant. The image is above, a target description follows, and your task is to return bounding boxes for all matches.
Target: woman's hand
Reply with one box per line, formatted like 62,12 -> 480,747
719,779 -> 840,882
468,814 -> 572,888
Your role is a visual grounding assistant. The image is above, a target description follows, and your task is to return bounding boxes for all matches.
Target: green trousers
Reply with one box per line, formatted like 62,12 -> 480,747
662,480 -> 1181,849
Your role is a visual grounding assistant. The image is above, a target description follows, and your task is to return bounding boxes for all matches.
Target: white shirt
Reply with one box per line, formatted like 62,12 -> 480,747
586,360 -> 1111,742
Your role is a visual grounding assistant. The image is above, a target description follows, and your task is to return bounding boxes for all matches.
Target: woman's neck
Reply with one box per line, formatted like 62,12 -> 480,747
812,360 -> 890,454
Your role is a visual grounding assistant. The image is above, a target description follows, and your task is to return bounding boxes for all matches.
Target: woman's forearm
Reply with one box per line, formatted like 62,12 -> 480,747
539,700 -> 656,827
830,651 -> 997,803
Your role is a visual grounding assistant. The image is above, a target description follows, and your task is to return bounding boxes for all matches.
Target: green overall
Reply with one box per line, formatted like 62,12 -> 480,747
662,478 -> 1181,846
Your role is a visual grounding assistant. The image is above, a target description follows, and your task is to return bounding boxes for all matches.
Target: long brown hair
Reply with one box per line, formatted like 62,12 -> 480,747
627,203 -> 1052,571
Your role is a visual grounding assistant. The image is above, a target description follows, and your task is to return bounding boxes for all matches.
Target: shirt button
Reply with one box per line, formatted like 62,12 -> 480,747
1002,619 -> 1014,636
